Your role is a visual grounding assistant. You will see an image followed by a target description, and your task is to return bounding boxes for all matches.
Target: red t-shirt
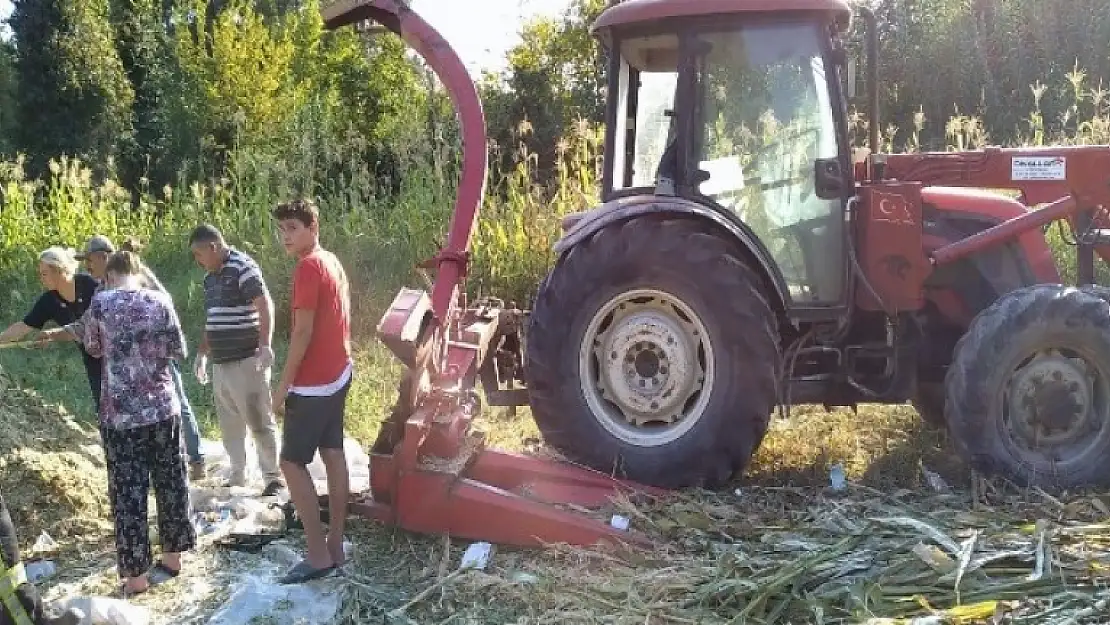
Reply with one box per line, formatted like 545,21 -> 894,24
290,248 -> 351,388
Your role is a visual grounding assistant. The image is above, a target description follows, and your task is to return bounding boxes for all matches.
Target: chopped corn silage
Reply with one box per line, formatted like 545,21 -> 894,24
333,484 -> 1110,625
0,369 -> 112,551
332,405 -> 1110,625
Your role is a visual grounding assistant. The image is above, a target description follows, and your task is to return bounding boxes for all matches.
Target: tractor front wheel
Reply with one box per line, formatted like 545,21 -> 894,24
525,216 -> 781,489
945,284 -> 1110,488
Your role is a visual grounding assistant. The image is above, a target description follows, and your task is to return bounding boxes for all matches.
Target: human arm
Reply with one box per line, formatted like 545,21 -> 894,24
273,261 -> 319,413
240,260 -> 275,367
252,290 -> 274,367
274,308 -> 314,415
158,296 -> 187,362
0,322 -> 33,344
11,294 -> 72,345
82,297 -> 105,359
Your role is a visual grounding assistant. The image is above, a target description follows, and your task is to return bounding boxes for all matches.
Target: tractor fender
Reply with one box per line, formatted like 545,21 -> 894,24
554,194 -> 789,313
921,186 -> 1060,327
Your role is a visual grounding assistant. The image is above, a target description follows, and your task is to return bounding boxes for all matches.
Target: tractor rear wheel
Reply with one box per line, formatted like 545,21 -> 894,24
945,284 -> 1110,488
525,216 -> 781,489
912,383 -> 947,429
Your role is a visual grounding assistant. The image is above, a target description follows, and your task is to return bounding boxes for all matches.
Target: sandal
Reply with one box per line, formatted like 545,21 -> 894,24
277,559 -> 337,585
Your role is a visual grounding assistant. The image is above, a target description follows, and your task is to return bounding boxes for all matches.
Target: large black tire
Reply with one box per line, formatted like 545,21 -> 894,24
945,284 -> 1110,488
525,215 -> 781,489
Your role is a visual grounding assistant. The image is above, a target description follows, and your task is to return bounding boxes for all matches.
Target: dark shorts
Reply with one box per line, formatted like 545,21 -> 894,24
280,378 -> 352,465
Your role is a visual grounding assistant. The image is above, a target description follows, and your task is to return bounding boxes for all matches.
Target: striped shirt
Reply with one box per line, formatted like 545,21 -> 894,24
202,248 -> 269,364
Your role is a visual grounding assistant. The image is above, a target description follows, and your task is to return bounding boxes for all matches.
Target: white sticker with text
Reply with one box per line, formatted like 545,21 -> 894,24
1012,156 -> 1066,181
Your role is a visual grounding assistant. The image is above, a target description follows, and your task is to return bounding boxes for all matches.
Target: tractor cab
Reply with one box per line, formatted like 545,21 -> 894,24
591,0 -> 855,310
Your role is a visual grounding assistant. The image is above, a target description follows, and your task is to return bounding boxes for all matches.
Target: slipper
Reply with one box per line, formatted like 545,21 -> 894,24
277,559 -> 337,585
146,561 -> 180,587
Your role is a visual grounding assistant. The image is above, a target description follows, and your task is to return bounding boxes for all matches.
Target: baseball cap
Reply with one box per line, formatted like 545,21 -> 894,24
75,235 -> 116,259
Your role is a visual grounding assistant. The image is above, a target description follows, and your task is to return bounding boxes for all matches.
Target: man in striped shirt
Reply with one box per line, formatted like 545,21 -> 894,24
189,224 -> 284,497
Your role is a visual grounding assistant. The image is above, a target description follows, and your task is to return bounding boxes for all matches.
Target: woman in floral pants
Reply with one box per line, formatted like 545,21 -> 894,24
80,251 -> 196,596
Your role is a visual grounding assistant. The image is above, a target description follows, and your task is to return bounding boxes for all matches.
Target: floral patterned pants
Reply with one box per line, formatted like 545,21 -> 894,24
102,418 -> 196,578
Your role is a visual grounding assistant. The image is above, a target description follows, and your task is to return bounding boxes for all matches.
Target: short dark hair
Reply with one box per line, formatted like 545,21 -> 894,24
188,224 -> 224,247
272,198 -> 319,229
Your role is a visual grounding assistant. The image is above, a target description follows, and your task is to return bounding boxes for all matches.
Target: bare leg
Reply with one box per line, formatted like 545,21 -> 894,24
280,460 -> 332,569
321,448 -> 349,565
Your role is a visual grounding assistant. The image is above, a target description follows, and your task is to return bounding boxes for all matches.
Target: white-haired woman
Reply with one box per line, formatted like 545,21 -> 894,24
0,247 -> 102,407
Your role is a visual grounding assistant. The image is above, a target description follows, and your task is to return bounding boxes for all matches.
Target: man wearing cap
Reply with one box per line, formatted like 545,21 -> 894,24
60,235 -> 208,479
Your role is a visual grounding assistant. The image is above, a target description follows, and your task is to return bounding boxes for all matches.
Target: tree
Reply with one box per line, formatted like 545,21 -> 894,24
10,0 -> 135,177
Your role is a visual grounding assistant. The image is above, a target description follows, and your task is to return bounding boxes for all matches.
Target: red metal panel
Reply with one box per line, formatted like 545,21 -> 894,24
854,182 -> 931,313
932,195 -> 1078,267
921,187 -> 1061,284
881,146 -> 1110,269
593,0 -> 852,33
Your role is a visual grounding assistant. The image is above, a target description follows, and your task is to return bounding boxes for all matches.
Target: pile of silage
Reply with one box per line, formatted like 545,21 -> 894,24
516,485 -> 1110,624
337,482 -> 1110,625
0,368 -> 112,549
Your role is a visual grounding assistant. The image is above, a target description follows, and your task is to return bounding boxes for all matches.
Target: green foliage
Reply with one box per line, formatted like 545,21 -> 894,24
9,0 -> 135,178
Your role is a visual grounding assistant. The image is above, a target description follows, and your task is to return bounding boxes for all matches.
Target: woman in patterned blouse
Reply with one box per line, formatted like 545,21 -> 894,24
79,251 -> 197,597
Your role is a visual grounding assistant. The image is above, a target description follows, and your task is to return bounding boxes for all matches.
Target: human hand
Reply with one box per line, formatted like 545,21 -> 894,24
194,354 -> 209,385
34,331 -> 55,348
256,345 -> 274,370
272,383 -> 289,417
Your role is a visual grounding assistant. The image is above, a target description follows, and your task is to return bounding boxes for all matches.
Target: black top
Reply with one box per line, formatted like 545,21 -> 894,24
23,272 -> 102,384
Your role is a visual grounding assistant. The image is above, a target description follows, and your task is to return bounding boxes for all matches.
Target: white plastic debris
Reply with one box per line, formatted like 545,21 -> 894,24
54,596 -> 150,625
829,464 -> 846,491
921,464 -> 950,493
202,571 -> 342,625
24,560 -> 56,582
609,515 -> 630,531
460,542 -> 493,570
32,531 -> 58,554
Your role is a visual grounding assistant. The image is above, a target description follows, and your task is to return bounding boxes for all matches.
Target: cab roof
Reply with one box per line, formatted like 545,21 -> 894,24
592,0 -> 853,35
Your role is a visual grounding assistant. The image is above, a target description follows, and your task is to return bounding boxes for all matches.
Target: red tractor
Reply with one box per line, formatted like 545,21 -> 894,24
322,0 -> 1110,548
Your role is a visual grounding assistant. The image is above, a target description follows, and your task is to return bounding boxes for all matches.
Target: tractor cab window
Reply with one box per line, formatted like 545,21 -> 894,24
610,34 -> 680,190
691,22 -> 845,304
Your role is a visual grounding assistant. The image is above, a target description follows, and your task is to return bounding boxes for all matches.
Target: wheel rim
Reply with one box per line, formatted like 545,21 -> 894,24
578,288 -> 715,447
998,345 -> 1110,474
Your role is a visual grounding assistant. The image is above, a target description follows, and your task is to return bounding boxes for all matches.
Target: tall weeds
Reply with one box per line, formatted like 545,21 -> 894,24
1,72 -> 1109,328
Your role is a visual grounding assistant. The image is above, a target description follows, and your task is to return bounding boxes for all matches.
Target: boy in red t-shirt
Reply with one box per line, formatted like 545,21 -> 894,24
271,198 -> 353,584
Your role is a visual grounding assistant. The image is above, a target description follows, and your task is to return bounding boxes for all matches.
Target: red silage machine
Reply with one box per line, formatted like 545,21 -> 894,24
321,0 -> 1110,549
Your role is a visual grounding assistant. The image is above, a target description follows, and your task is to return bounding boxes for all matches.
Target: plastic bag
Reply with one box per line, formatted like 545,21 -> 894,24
54,597 -> 150,625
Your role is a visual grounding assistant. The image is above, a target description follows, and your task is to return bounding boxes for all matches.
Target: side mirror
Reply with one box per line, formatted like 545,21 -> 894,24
815,158 -> 848,199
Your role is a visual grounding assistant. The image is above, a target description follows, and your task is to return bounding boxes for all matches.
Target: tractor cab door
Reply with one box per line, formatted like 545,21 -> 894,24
685,20 -> 850,309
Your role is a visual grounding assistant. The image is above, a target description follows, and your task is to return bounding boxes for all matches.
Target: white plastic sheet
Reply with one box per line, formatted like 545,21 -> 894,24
186,436 -> 365,625
203,567 -> 343,625
52,597 -> 150,625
